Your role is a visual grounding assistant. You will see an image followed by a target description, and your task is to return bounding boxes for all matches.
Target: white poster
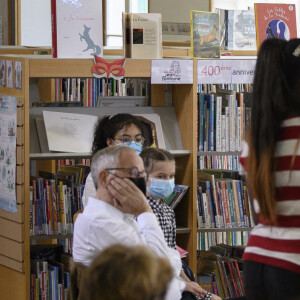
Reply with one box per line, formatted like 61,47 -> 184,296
151,59 -> 193,84
0,96 -> 17,213
43,111 -> 98,152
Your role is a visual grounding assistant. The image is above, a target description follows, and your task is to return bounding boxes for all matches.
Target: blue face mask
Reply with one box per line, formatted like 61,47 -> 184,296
147,178 -> 175,200
121,141 -> 143,155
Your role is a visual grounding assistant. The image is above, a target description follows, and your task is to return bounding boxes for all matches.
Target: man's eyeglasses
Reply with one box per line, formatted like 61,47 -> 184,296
105,167 -> 148,179
112,135 -> 145,145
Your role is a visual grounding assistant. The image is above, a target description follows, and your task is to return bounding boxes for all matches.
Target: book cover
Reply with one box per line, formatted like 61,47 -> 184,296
123,13 -> 162,59
219,9 -> 256,51
191,10 -> 220,59
254,3 -> 297,48
51,0 -> 103,58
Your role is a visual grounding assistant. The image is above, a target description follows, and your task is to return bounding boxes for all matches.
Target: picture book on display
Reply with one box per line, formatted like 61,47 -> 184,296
254,3 -> 297,48
51,0 -> 103,58
218,9 -> 257,51
123,13 -> 162,59
191,10 -> 220,59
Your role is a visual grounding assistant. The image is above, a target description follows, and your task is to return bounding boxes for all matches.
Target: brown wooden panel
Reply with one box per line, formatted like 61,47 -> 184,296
0,203 -> 24,223
17,126 -> 24,146
0,236 -> 24,261
16,184 -> 24,204
0,255 -> 24,273
16,146 -> 24,165
29,58 -> 151,78
17,106 -> 24,125
37,78 -> 55,102
0,218 -> 24,242
151,85 -> 166,106
16,165 -> 24,184
17,96 -> 24,107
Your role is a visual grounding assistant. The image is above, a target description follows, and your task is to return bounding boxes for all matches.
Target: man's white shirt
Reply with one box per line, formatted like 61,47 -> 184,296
73,197 -> 185,300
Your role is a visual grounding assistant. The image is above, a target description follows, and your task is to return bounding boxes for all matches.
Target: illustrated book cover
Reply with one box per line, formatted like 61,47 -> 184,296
254,3 -> 297,48
218,9 -> 256,51
191,10 -> 220,59
123,13 -> 162,59
51,0 -> 103,58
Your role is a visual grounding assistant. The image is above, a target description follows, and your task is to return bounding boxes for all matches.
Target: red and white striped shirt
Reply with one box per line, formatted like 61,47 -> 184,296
239,116 -> 300,274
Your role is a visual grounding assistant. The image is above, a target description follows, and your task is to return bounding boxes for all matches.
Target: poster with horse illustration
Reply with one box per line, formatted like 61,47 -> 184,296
51,0 -> 103,58
191,10 -> 220,59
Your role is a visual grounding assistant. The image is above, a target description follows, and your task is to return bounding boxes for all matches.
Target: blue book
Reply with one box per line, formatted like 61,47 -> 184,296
236,180 -> 245,227
48,264 -> 58,300
199,93 -> 205,151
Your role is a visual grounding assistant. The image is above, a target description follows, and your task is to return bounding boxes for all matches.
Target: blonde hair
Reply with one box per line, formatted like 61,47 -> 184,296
79,244 -> 173,300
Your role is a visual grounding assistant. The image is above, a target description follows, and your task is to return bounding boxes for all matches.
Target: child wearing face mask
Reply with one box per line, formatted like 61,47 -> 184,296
140,148 -> 221,300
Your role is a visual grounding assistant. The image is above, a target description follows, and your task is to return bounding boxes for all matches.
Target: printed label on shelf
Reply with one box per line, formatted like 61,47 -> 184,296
231,60 -> 256,84
197,60 -> 256,84
197,60 -> 232,84
151,60 -> 193,84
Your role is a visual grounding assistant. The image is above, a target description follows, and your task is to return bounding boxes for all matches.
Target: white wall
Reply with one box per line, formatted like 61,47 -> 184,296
21,0 -> 52,46
149,0 -> 209,41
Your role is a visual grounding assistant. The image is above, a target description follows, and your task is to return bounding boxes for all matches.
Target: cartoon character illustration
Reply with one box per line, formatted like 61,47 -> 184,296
79,24 -> 102,56
92,56 -> 126,80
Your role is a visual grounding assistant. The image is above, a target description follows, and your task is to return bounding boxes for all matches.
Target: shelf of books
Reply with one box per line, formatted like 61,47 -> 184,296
0,55 -> 198,300
195,59 -> 256,298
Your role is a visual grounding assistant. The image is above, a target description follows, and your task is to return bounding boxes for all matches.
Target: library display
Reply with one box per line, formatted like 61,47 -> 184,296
254,3 -> 297,48
51,0 -> 103,58
123,12 -> 162,59
191,10 -> 220,59
0,95 -> 17,213
218,9 -> 256,51
2,2 -> 300,298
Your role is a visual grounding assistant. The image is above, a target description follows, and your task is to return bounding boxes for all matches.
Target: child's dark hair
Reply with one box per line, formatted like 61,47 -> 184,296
140,147 -> 175,174
247,38 -> 300,224
91,114 -> 145,156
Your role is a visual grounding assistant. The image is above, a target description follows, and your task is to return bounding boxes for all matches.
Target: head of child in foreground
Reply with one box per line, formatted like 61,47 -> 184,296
79,244 -> 173,300
140,147 -> 176,200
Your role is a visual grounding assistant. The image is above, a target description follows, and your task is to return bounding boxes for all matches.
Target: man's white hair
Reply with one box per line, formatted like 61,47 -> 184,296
91,145 -> 136,189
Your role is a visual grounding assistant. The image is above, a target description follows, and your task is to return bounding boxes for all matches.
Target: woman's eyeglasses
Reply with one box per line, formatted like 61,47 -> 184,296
112,135 -> 145,145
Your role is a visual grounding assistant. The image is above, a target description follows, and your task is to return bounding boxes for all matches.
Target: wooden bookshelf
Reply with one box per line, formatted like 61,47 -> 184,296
0,56 -> 198,300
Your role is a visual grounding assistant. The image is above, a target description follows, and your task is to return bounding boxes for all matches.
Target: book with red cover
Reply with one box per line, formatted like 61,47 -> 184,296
254,3 -> 297,49
51,0 -> 103,58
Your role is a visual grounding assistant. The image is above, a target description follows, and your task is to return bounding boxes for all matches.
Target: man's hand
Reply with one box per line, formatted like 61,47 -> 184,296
107,177 -> 152,216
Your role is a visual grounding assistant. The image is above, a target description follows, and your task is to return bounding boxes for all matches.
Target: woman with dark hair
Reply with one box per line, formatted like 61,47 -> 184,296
239,38 -> 300,300
83,113 -> 147,207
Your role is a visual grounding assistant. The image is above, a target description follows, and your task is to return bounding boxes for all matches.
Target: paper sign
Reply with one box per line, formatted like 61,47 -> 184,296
197,59 -> 256,84
197,60 -> 232,84
43,111 -> 98,153
231,60 -> 256,84
151,60 -> 193,84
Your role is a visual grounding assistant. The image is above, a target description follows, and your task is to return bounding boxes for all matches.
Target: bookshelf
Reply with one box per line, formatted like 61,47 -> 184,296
0,55 -> 198,300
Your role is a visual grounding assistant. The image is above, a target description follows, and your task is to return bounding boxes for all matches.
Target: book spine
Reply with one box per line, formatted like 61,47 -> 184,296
51,0 -> 57,58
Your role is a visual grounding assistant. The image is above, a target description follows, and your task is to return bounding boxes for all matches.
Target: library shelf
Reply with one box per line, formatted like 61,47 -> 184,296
197,227 -> 253,233
0,55 -> 198,300
198,151 -> 241,156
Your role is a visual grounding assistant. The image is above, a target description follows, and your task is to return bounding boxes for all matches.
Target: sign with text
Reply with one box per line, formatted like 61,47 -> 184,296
231,60 -> 256,84
151,60 -> 193,84
197,60 -> 232,84
197,59 -> 256,84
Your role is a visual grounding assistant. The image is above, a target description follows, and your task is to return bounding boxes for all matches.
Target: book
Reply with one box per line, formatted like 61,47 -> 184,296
254,3 -> 297,49
123,12 -> 162,59
51,0 -> 103,58
191,10 -> 220,59
218,9 -> 257,51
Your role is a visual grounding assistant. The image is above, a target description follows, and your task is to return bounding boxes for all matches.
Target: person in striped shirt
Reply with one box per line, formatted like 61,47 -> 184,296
239,38 -> 300,300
